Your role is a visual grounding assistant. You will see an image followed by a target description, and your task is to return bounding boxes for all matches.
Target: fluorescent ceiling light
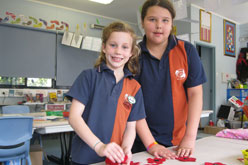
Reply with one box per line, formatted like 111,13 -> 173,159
89,0 -> 113,5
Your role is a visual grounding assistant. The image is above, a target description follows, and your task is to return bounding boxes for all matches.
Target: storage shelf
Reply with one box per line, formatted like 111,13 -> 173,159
227,88 -> 248,102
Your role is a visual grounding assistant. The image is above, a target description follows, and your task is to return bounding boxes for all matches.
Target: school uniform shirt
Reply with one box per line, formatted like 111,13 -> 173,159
66,63 -> 146,164
136,35 -> 207,147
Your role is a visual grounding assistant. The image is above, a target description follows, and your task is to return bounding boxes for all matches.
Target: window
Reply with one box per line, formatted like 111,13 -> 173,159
0,76 -> 25,87
0,76 -> 53,88
27,78 -> 52,88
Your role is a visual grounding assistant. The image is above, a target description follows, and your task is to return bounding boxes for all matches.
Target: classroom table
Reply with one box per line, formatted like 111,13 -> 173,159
34,115 -> 73,165
0,110 -> 214,165
94,136 -> 247,165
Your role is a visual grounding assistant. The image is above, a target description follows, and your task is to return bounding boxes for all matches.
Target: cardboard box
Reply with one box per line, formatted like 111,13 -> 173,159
29,145 -> 43,165
204,126 -> 226,135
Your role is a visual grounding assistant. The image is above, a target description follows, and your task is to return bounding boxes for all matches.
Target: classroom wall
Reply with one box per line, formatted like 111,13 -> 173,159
174,6 -> 191,36
174,20 -> 191,36
0,0 -> 141,37
190,5 -> 241,116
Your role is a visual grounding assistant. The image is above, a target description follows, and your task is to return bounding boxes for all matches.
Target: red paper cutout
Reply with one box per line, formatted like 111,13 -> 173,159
204,162 -> 226,165
105,155 -> 128,165
130,161 -> 140,165
147,157 -> 166,164
176,156 -> 196,162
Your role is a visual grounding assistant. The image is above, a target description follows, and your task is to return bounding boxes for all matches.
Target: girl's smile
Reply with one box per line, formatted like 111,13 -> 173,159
102,31 -> 133,72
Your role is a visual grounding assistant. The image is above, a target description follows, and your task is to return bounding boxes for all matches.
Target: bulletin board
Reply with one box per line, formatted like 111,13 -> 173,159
200,9 -> 212,43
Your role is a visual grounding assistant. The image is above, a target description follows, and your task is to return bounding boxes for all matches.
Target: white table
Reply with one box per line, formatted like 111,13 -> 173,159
201,110 -> 213,118
94,136 -> 247,165
199,110 -> 213,128
32,114 -> 73,165
34,118 -> 73,134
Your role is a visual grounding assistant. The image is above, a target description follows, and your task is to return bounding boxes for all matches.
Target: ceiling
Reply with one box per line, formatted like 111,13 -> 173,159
30,0 -> 248,25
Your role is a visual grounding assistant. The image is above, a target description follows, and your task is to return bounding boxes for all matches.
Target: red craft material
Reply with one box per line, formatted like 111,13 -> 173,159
204,162 -> 226,165
147,157 -> 166,164
130,161 -> 140,165
105,155 -> 128,165
176,156 -> 196,162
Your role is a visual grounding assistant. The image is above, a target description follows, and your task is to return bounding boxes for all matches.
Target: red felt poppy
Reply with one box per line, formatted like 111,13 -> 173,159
204,162 -> 226,165
147,157 -> 166,164
176,156 -> 196,162
130,161 -> 140,165
105,155 -> 128,165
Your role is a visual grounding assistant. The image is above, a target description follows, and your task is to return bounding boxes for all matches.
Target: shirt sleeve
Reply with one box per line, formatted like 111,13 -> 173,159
184,42 -> 207,88
128,88 -> 146,121
65,70 -> 92,105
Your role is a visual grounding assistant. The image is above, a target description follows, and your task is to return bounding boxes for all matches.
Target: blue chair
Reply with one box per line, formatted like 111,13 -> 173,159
0,116 -> 33,165
2,105 -> 43,155
2,105 -> 30,114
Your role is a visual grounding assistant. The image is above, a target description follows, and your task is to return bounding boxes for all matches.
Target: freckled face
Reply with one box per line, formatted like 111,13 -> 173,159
102,32 -> 133,71
142,6 -> 173,46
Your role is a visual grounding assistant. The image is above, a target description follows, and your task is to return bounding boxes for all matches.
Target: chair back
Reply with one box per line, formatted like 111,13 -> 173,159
0,116 -> 33,164
2,105 -> 30,114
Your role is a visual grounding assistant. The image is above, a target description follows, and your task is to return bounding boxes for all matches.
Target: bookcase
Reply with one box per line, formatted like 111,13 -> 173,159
227,89 -> 248,102
226,88 -> 248,128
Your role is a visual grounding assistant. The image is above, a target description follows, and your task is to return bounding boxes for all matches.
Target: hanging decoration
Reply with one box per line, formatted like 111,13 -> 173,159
0,11 -> 69,31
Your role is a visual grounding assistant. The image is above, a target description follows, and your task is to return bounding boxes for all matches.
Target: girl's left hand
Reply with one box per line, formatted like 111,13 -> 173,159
174,137 -> 195,157
148,143 -> 177,159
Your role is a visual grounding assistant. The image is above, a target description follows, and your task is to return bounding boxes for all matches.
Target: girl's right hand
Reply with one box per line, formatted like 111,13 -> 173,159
95,142 -> 125,164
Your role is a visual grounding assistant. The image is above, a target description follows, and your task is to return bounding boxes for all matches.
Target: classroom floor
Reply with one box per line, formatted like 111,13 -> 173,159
42,130 -> 212,165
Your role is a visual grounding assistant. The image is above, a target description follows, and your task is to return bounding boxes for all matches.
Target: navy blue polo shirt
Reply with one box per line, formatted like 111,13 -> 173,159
136,35 -> 207,147
66,63 -> 146,164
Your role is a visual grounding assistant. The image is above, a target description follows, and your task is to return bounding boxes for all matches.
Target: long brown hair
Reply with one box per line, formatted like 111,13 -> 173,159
94,21 -> 140,75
